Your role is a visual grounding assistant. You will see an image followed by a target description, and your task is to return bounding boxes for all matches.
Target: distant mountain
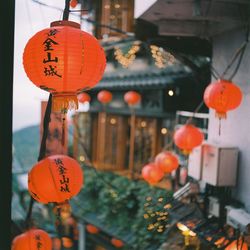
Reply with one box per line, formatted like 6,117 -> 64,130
13,124 -> 74,172
13,125 -> 40,172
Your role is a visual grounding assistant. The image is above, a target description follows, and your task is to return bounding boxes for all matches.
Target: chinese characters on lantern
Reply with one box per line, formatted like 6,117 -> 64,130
54,158 -> 70,193
35,234 -> 42,249
43,29 -> 62,78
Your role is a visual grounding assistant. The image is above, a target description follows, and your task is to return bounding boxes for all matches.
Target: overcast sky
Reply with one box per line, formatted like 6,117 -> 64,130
13,0 -> 156,131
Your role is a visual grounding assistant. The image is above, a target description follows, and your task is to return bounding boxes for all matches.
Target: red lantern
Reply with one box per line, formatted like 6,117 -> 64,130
23,20 -> 106,113
225,239 -> 248,250
86,224 -> 100,234
142,163 -> 164,185
155,151 -> 179,173
77,92 -> 91,103
174,124 -> 204,154
111,238 -> 124,248
62,237 -> 73,248
124,91 -> 141,105
203,79 -> 242,119
97,90 -> 112,104
12,229 -> 52,250
70,0 -> 78,8
28,155 -> 83,204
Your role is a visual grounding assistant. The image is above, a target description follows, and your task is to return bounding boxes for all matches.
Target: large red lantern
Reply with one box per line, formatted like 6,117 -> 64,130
155,151 -> 179,173
77,92 -> 91,103
141,163 -> 164,185
12,229 -> 52,250
86,224 -> 100,234
111,238 -> 124,248
174,124 -> 204,154
97,90 -> 113,104
203,79 -> 242,118
225,239 -> 248,250
28,155 -> 83,204
124,91 -> 141,106
23,20 -> 106,112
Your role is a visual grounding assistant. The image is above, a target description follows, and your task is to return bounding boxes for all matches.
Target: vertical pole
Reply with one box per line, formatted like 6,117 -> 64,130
63,0 -> 71,21
129,110 -> 136,179
0,0 -> 15,249
78,222 -> 86,250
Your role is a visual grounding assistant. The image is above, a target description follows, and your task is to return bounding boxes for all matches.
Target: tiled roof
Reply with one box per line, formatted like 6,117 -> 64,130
94,65 -> 192,90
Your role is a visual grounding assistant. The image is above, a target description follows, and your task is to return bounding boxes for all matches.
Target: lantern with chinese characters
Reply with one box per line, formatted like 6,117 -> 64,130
77,92 -> 91,103
155,151 -> 179,173
225,239 -> 248,250
23,20 -> 106,113
11,229 -> 52,250
97,90 -> 113,104
111,238 -> 124,248
203,79 -> 242,119
86,224 -> 100,234
142,163 -> 164,185
174,124 -> 204,154
28,155 -> 83,204
124,91 -> 141,106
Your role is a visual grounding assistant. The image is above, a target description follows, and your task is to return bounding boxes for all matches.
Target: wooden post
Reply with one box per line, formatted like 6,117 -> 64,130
0,0 -> 15,248
129,109 -> 136,179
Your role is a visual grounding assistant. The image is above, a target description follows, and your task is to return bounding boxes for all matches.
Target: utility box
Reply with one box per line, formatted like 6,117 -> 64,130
202,143 -> 239,186
188,146 -> 203,180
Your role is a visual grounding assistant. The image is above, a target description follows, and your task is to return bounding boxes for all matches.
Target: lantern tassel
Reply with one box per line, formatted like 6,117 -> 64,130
62,113 -> 66,147
52,94 -> 78,113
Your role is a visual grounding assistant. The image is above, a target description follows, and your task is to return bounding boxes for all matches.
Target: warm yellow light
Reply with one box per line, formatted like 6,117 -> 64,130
141,121 -> 147,128
114,4 -> 120,8
104,4 -> 110,9
168,90 -> 174,96
161,128 -> 168,134
110,118 -> 117,124
177,222 -> 189,232
79,156 -> 85,162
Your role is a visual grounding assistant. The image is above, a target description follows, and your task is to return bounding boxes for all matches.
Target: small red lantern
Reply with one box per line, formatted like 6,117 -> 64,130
62,237 -> 73,248
124,91 -> 141,106
155,151 -> 179,173
174,124 -> 204,154
77,92 -> 91,103
97,90 -> 113,104
28,155 -> 83,204
86,224 -> 100,234
142,163 -> 164,185
23,20 -> 106,113
11,229 -> 52,250
203,79 -> 242,119
70,0 -> 78,8
225,239 -> 248,250
111,238 -> 124,248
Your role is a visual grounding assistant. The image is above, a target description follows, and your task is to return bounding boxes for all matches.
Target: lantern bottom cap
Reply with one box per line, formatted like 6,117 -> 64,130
52,94 -> 78,113
215,111 -> 227,119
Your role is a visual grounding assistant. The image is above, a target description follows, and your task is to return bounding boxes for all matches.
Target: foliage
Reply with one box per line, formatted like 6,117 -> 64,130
71,166 -> 173,250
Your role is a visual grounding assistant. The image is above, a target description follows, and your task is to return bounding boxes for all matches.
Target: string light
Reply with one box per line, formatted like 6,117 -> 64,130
150,45 -> 176,68
114,42 -> 140,68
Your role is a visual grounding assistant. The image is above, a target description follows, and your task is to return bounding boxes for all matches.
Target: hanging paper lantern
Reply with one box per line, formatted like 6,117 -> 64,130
28,155 -> 83,204
62,237 -> 73,248
141,163 -> 164,185
77,92 -> 91,103
155,151 -> 179,173
12,229 -> 52,250
97,90 -> 113,104
111,238 -> 124,248
203,79 -> 242,119
23,20 -> 106,113
174,124 -> 204,154
124,91 -> 141,106
86,224 -> 100,234
52,238 -> 61,250
225,239 -> 248,250
70,0 -> 78,8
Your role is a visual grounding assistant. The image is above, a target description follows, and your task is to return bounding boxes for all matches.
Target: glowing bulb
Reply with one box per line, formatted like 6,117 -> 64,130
141,121 -> 147,128
161,128 -> 168,135
79,156 -> 85,162
168,90 -> 174,96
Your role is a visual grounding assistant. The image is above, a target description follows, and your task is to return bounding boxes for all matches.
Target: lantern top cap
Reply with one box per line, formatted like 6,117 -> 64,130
50,20 -> 80,29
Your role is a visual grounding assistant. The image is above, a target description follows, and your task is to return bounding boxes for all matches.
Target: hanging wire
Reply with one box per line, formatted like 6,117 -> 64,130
25,94 -> 52,228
